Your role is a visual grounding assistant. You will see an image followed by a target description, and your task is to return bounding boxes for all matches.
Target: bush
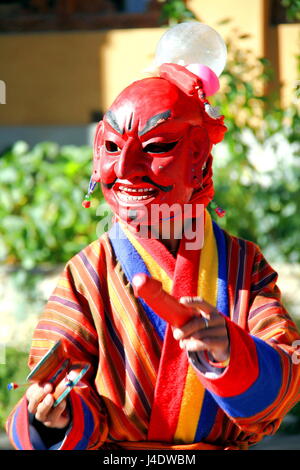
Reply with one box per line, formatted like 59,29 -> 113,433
158,4 -> 300,261
208,27 -> 300,263
0,347 -> 29,430
0,141 -> 104,270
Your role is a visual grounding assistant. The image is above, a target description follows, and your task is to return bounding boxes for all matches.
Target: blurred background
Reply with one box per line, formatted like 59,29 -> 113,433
0,0 -> 299,449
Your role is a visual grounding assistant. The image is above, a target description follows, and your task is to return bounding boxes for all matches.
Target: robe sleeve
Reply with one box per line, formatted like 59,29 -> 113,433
6,256 -> 109,450
192,246 -> 300,441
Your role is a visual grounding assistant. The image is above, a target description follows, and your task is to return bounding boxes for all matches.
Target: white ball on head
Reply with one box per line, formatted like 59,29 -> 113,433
154,22 -> 227,77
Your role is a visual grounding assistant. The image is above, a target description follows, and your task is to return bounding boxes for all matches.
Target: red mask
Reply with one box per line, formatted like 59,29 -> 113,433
93,75 -> 222,226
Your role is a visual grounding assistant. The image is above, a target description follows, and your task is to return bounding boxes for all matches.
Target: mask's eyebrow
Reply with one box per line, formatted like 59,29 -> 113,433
138,110 -> 171,136
104,110 -> 124,135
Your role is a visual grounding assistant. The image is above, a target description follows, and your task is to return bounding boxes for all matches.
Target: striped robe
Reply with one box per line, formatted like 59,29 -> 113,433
6,214 -> 300,450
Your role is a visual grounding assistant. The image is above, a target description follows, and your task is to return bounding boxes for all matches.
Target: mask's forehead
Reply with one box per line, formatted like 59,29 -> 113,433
104,77 -> 203,136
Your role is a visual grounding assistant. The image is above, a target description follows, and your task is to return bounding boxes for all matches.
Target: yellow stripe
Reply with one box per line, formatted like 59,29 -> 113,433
174,212 -> 218,442
120,223 -> 173,294
198,213 -> 218,304
57,278 -> 71,289
31,339 -> 55,349
174,366 -> 206,442
260,327 -> 287,341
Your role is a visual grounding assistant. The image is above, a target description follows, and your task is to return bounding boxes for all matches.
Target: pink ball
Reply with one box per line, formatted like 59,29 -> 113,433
186,63 -> 220,97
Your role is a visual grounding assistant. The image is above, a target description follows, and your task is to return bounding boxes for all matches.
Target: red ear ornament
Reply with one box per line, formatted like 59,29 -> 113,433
186,64 -> 220,97
82,199 -> 91,209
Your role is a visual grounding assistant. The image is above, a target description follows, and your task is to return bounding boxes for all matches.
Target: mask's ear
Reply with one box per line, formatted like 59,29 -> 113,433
188,126 -> 211,188
92,121 -> 104,182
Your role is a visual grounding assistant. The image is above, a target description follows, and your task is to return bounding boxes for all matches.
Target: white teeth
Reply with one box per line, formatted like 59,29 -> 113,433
117,192 -> 155,202
117,186 -> 154,193
115,185 -> 156,203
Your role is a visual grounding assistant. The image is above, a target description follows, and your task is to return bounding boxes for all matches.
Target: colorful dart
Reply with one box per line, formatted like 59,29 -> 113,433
7,382 -> 28,391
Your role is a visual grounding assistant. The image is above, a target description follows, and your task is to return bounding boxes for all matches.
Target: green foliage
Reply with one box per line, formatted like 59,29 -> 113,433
157,1 -> 300,262
158,0 -> 197,25
0,347 -> 29,430
281,0 -> 300,21
209,27 -> 300,263
158,0 -> 300,23
156,1 -> 300,263
0,141 -> 104,270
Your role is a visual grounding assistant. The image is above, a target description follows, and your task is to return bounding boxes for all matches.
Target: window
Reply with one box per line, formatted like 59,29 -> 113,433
0,0 -> 161,32
270,0 -> 300,25
112,0 -> 151,12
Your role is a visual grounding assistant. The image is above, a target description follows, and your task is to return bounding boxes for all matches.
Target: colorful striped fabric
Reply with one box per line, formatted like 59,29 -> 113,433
6,211 -> 300,450
113,215 -> 223,444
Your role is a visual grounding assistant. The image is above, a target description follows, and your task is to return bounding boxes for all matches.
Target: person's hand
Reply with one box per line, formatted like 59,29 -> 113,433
26,382 -> 70,429
173,297 -> 230,363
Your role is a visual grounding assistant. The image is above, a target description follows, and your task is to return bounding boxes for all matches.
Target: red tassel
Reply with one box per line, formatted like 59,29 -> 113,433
215,207 -> 226,217
82,200 -> 91,208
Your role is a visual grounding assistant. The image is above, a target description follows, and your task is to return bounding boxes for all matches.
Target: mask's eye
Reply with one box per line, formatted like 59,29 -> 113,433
143,141 -> 178,154
105,141 -> 121,153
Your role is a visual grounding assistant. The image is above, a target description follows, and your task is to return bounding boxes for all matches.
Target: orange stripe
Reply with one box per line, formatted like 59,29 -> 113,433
117,440 -> 226,450
108,261 -> 161,382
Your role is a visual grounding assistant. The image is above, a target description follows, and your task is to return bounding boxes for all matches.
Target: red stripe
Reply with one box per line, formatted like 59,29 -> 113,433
62,391 -> 85,449
148,230 -> 201,441
147,325 -> 188,441
226,234 -> 238,321
135,236 -> 176,279
173,226 -> 201,300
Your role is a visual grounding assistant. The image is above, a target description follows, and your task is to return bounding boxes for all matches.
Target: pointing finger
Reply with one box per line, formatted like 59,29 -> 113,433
179,296 -> 218,318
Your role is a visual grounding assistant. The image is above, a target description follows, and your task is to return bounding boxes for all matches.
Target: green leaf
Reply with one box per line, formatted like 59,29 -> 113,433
12,141 -> 29,156
0,167 -> 18,183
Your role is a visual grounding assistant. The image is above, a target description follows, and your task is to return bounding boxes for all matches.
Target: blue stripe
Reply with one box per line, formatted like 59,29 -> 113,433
108,223 -> 167,340
11,406 -> 24,450
50,439 -> 63,450
125,356 -> 151,416
74,397 -> 95,450
213,222 -> 229,317
194,391 -> 219,442
37,324 -> 88,355
104,303 -> 126,362
211,336 -> 282,418
252,272 -> 277,292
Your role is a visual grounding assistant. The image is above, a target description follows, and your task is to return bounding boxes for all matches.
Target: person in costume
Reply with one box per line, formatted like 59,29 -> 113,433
6,23 -> 300,450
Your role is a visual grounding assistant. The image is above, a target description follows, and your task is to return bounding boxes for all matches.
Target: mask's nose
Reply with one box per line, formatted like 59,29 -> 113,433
114,138 -> 147,180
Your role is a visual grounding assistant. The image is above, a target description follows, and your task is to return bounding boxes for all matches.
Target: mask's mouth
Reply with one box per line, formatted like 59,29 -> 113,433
113,183 -> 159,203
103,177 -> 173,204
